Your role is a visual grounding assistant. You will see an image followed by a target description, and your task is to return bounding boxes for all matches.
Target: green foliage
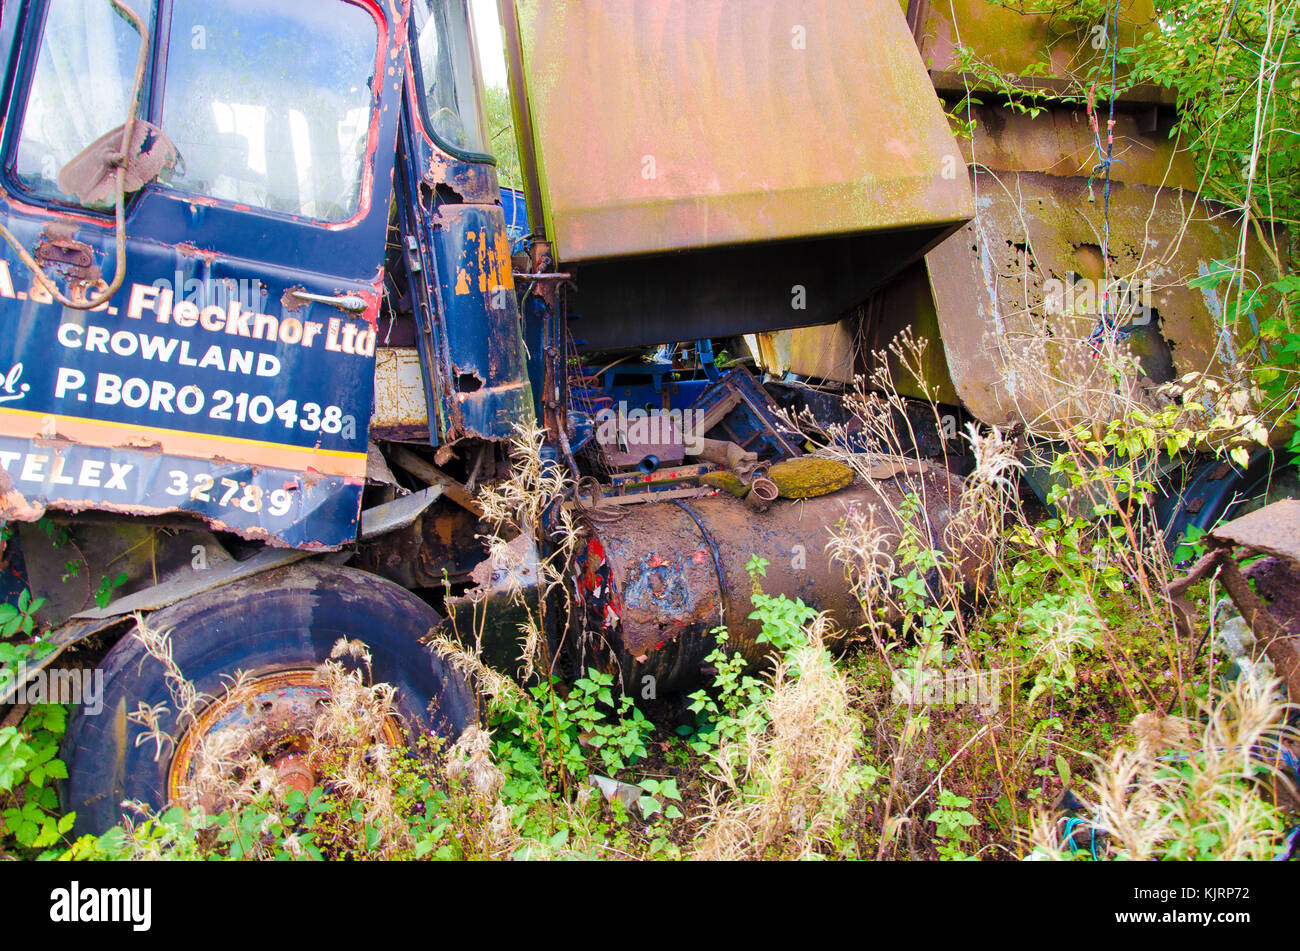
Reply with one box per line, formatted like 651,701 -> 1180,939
566,667 -> 654,776
0,588 -> 53,680
927,788 -> 977,860
683,557 -> 818,758
0,704 -> 74,856
684,629 -> 769,755
0,587 -> 44,642
1124,1 -> 1300,239
484,84 -> 523,192
94,571 -> 128,610
637,777 -> 683,820
1019,593 -> 1102,707
879,493 -> 962,677
482,666 -> 654,841
750,589 -> 817,655
1172,522 -> 1209,564
1189,262 -> 1300,466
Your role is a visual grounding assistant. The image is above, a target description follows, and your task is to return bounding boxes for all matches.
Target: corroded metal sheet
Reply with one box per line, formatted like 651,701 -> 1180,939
783,261 -> 961,405
785,321 -> 855,384
925,168 -> 1280,430
371,347 -> 429,439
1211,500 -> 1300,564
910,0 -> 1169,105
508,0 -> 973,262
957,105 -> 1198,191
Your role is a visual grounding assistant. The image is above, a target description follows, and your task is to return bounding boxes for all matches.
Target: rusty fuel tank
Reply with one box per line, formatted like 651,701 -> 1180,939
573,466 -> 987,693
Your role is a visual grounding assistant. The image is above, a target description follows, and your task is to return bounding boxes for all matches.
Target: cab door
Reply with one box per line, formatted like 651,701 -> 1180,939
398,0 -> 534,445
0,0 -> 409,548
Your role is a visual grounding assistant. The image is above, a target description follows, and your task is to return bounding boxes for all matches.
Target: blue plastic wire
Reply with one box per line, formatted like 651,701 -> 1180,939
1062,817 -> 1099,861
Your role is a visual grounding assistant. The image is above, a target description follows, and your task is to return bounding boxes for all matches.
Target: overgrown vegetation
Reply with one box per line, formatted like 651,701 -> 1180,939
953,0 -> 1299,465
0,0 -> 1297,861
2,378 -> 1292,861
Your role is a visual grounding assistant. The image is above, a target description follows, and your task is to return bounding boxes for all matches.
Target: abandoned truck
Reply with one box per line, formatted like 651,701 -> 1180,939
0,0 -> 981,832
0,0 -> 1285,835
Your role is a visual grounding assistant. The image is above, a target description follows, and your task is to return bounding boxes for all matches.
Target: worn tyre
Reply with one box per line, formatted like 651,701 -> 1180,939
61,562 -> 474,835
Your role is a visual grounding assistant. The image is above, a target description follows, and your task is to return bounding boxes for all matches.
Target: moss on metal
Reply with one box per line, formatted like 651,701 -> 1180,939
701,471 -> 750,498
768,459 -> 855,499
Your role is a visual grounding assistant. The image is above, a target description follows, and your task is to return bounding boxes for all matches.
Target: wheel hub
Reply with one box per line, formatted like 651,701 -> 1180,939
166,668 -> 401,809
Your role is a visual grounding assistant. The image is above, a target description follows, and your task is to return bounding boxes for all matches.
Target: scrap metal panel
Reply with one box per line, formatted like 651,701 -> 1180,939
926,169 -> 1281,431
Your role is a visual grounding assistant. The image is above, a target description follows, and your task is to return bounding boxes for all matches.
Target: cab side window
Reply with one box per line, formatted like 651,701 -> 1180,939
156,0 -> 379,222
12,0 -> 152,206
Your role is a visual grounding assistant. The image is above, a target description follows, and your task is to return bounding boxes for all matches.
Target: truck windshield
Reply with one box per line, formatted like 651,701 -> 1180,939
157,0 -> 379,221
12,0 -> 151,203
411,0 -> 492,159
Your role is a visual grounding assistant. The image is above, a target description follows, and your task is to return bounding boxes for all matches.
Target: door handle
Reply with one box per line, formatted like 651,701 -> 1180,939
285,290 -> 368,313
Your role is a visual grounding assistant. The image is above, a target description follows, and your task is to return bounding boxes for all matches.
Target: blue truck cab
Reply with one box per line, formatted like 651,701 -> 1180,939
0,0 -> 530,549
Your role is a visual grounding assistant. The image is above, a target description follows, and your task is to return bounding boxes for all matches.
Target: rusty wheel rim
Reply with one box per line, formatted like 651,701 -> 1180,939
165,668 -> 402,808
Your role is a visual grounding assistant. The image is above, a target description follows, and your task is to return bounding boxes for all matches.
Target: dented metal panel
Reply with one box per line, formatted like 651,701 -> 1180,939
507,0 -> 973,263
412,199 -> 535,442
926,169 -> 1280,430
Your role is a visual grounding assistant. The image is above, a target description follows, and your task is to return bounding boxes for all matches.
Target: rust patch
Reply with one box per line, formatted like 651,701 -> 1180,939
280,285 -> 307,313
33,232 -> 99,284
576,467 -> 990,691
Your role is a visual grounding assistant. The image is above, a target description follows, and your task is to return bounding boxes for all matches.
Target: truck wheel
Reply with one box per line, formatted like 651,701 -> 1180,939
1158,449 -> 1300,558
61,562 -> 475,835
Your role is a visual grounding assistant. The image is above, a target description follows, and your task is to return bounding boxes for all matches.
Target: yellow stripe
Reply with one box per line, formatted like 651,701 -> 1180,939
0,406 -> 366,477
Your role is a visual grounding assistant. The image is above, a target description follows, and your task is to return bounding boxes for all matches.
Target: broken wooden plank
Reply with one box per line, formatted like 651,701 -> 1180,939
389,446 -> 482,515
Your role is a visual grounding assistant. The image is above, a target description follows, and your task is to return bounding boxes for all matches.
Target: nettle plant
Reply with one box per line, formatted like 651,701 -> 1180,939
0,588 -> 50,672
684,629 -> 769,756
482,667 -> 655,830
927,787 -> 978,861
